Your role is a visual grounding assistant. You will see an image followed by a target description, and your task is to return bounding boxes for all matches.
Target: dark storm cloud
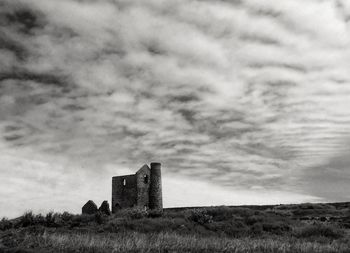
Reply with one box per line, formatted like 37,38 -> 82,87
0,33 -> 28,60
3,8 -> 45,34
0,70 -> 68,87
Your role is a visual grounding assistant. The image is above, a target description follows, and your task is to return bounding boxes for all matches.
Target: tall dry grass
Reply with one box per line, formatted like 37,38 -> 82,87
19,231 -> 350,253
2,204 -> 350,252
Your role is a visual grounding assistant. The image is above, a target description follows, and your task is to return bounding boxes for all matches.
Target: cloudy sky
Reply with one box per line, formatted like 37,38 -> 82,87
1,0 -> 350,218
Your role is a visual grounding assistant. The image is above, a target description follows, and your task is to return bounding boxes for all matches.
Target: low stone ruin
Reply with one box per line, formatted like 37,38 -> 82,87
99,200 -> 111,215
82,200 -> 98,214
82,200 -> 111,215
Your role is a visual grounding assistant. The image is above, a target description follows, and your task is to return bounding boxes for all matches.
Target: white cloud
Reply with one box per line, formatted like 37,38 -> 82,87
0,0 -> 350,217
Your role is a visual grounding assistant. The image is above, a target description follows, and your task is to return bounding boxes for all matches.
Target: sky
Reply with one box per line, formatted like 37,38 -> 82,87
1,0 -> 350,218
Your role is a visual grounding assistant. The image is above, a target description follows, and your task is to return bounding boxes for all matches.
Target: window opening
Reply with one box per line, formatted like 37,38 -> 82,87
144,175 -> 149,183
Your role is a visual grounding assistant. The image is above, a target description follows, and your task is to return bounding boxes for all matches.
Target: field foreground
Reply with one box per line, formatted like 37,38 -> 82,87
1,202 -> 350,252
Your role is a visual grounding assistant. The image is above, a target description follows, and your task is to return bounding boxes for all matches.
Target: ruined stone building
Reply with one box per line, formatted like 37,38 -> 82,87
112,162 -> 162,213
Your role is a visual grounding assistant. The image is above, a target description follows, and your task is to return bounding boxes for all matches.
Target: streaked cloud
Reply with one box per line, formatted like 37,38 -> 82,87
1,0 -> 350,217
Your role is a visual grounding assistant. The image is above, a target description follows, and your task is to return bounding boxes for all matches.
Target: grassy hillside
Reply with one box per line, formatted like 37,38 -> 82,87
1,203 -> 350,252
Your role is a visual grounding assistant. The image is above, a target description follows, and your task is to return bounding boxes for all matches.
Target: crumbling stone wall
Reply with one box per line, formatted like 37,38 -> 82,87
111,163 -> 163,213
136,164 -> 151,208
82,200 -> 98,214
99,200 -> 111,215
112,174 -> 137,213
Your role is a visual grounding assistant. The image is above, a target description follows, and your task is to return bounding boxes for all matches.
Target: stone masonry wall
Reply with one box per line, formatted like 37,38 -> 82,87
112,174 -> 137,213
136,164 -> 151,208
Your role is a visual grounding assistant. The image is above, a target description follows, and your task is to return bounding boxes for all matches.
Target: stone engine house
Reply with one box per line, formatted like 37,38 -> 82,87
112,162 -> 162,213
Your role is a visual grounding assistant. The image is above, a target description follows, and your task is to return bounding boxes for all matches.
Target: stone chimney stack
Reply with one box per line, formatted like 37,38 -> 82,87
149,162 -> 163,210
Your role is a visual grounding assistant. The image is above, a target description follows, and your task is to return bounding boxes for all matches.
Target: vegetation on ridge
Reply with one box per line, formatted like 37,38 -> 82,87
1,203 -> 350,252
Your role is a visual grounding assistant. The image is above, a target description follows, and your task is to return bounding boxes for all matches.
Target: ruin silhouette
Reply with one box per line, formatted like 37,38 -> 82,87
112,162 -> 163,213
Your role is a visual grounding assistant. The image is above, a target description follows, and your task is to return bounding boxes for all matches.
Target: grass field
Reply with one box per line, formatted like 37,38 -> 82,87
1,203 -> 350,252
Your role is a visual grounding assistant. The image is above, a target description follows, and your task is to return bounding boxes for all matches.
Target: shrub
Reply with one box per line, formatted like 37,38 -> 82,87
204,206 -> 253,221
34,214 -> 45,225
16,211 -> 63,228
115,217 -> 190,234
117,208 -> 148,219
188,209 -> 213,225
205,220 -> 248,237
94,212 -> 105,224
261,221 -> 290,234
163,209 -> 189,220
251,222 -> 263,235
104,220 -> 119,233
61,211 -> 75,222
0,217 -> 13,230
14,212 -> 77,228
20,211 -> 35,227
72,214 -> 95,225
294,223 -> 344,239
45,212 -> 57,227
274,204 -> 295,210
292,204 -> 339,217
245,215 -> 264,225
148,209 -> 163,218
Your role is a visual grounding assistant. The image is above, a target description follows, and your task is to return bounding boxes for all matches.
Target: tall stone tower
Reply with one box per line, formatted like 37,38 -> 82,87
149,162 -> 163,210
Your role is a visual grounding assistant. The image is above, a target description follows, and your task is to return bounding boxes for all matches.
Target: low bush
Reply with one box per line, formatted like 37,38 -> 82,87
261,221 -> 291,234
72,214 -> 95,226
15,211 -> 76,228
19,211 -> 35,227
251,222 -> 264,235
292,204 -> 339,217
205,220 -> 248,237
34,214 -> 45,225
104,220 -> 119,233
148,209 -> 163,218
294,223 -> 344,239
45,212 -> 57,227
163,209 -> 187,219
188,209 -> 213,225
115,207 -> 148,219
94,212 -> 106,225
205,207 -> 253,221
245,215 -> 264,225
0,217 -> 13,230
61,211 -> 75,222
